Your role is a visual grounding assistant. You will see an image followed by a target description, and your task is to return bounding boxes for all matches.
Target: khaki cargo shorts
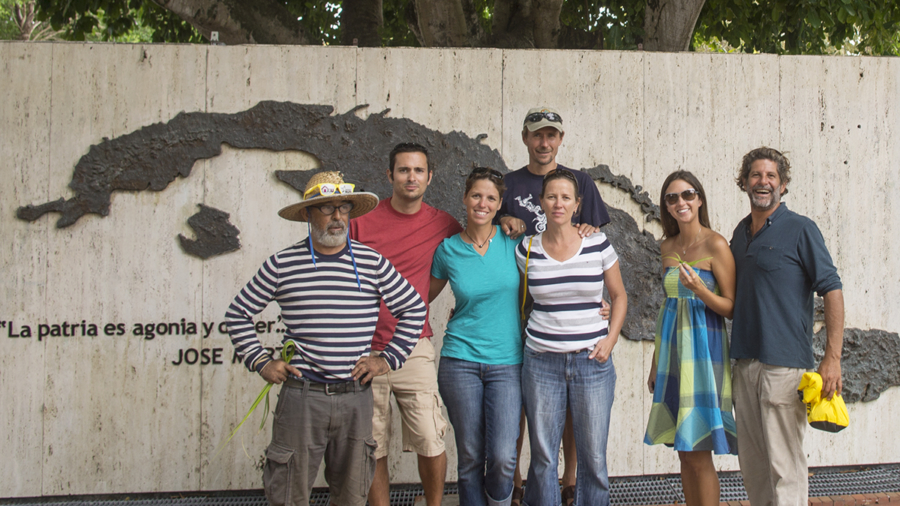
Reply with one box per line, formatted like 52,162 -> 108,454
371,338 -> 447,459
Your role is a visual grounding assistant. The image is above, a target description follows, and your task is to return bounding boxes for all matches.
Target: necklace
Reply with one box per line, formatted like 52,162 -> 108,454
464,227 -> 493,248
679,230 -> 703,256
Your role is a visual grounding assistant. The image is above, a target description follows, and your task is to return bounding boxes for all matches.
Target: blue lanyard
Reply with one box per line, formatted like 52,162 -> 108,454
307,222 -> 362,292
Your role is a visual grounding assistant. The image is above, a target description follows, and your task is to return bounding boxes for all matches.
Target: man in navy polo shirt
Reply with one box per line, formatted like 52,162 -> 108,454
730,147 -> 845,506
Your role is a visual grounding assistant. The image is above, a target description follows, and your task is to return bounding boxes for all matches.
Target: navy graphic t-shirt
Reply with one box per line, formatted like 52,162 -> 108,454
497,164 -> 610,235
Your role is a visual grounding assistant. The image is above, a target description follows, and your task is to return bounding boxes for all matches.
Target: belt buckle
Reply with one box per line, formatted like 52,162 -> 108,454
324,382 -> 338,395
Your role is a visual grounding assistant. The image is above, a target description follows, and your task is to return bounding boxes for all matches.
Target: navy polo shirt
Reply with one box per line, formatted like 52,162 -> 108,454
730,203 -> 842,369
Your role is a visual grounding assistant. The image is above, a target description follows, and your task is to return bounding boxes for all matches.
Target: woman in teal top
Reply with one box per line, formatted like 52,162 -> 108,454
430,167 -> 522,506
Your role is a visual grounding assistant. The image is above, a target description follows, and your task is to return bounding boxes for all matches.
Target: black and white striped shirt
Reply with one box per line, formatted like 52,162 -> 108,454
225,239 -> 426,383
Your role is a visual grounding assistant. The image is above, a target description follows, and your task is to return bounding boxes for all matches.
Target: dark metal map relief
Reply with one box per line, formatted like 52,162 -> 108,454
178,204 -> 241,259
14,101 -> 898,401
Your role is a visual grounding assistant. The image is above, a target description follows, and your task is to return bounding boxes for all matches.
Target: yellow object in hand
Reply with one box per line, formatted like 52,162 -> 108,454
797,372 -> 849,433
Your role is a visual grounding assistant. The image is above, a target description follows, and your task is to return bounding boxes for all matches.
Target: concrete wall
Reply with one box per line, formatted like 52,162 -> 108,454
1,42 -> 898,497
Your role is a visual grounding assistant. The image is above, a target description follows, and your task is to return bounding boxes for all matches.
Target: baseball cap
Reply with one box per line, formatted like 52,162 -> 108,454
523,107 -> 564,133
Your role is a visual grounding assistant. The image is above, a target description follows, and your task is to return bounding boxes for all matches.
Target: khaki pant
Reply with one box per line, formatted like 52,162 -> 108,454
733,359 -> 808,506
263,380 -> 375,506
371,338 -> 447,459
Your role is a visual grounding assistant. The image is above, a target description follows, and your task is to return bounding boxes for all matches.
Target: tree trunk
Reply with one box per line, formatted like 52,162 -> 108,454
411,0 -> 470,46
150,0 -> 311,44
531,0 -> 563,48
491,0 -> 535,48
342,0 -> 383,46
643,0 -> 707,51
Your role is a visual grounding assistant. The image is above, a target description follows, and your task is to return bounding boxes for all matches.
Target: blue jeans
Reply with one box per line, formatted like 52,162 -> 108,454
521,347 -> 616,506
438,357 -> 523,506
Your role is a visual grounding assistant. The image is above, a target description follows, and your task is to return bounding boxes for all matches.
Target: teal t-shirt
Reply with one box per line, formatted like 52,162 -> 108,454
431,226 -> 523,365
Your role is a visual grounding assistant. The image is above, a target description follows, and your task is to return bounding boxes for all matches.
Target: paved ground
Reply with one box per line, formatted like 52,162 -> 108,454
2,465 -> 898,506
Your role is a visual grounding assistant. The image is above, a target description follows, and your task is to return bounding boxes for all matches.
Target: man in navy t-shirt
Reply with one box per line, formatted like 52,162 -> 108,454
497,107 -> 610,238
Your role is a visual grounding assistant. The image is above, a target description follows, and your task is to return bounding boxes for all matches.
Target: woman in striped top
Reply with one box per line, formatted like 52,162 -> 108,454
515,169 -> 628,506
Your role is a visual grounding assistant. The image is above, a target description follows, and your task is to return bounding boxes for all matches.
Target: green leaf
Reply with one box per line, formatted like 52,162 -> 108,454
211,341 -> 298,461
808,10 -> 821,28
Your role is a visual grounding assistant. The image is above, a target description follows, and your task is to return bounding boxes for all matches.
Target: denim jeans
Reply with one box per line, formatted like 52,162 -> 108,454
521,347 -> 616,506
438,357 -> 523,506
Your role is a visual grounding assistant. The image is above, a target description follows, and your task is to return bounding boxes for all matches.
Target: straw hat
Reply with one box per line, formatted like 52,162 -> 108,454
278,171 -> 379,222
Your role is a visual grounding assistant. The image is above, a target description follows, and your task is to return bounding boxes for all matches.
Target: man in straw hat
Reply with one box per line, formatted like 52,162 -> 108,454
351,143 -> 462,506
225,171 -> 427,506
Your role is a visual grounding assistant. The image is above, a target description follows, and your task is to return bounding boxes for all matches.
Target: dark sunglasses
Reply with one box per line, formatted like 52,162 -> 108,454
664,189 -> 699,205
524,111 -> 563,124
468,167 -> 504,181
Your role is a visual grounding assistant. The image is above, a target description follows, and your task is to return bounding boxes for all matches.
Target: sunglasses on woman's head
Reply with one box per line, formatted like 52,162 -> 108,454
664,189 -> 699,205
467,167 -> 504,181
544,168 -> 577,182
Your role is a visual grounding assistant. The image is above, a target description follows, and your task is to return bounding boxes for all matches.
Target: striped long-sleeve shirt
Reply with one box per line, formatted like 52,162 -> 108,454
225,238 -> 426,383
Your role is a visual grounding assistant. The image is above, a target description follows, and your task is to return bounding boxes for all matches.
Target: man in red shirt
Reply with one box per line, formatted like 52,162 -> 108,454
350,142 -> 463,506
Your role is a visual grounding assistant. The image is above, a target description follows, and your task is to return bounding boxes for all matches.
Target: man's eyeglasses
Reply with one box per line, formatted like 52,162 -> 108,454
664,189 -> 699,205
468,167 -> 504,181
304,183 -> 355,199
313,202 -> 355,215
524,111 -> 563,124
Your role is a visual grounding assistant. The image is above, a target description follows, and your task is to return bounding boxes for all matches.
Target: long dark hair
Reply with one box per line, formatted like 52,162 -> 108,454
659,170 -> 711,239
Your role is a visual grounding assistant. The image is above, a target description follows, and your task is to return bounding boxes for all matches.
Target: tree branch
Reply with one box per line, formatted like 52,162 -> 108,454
149,0 -> 311,44
14,1 -> 37,40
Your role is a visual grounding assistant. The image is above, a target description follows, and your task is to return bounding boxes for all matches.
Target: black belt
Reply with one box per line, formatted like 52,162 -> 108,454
284,377 -> 370,395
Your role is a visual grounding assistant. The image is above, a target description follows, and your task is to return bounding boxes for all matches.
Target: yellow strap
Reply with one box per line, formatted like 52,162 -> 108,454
212,341 -> 297,460
663,253 -> 713,267
521,237 -> 533,320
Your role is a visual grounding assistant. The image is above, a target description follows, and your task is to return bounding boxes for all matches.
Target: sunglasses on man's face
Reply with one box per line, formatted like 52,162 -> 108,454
664,189 -> 699,205
524,111 -> 563,124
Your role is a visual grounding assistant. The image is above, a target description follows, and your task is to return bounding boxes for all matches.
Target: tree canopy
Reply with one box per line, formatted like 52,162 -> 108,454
17,0 -> 900,55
